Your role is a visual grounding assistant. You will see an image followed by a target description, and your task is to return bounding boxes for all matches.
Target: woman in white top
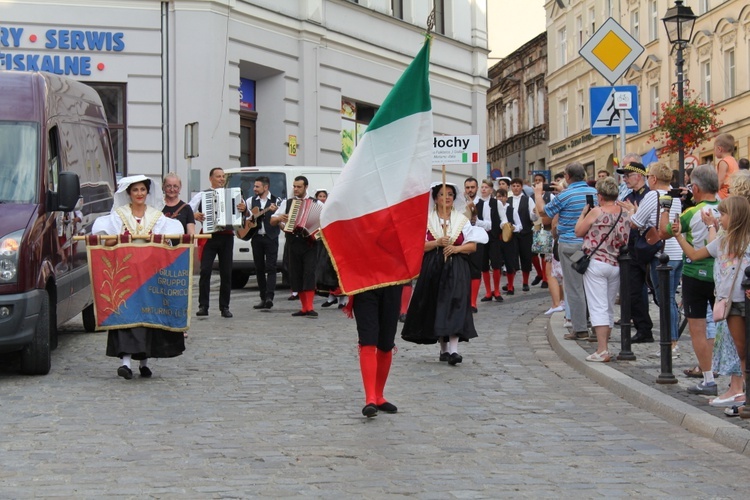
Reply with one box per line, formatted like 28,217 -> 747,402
92,175 -> 185,379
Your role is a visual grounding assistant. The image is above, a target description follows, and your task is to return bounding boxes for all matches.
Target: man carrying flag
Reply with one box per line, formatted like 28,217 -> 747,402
319,36 -> 433,418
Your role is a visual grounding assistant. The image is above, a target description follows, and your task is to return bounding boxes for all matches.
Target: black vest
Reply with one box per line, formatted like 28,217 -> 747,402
509,195 -> 533,234
475,197 -> 501,238
251,194 -> 281,239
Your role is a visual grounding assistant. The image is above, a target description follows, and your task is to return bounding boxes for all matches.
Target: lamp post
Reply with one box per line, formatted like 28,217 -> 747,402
662,0 -> 697,187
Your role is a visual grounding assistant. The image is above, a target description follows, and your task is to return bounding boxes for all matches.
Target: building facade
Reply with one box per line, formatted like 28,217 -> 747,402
546,0 -> 750,177
487,32 -> 548,182
0,0 -> 490,190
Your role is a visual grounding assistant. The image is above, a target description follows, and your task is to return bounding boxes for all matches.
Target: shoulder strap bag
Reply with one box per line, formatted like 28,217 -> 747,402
571,208 -> 623,275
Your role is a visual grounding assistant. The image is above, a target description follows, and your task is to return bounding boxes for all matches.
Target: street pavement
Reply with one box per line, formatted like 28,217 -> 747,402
1,275 -> 749,498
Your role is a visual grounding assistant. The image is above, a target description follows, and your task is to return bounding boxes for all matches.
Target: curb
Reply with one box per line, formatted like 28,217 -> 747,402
545,313 -> 750,456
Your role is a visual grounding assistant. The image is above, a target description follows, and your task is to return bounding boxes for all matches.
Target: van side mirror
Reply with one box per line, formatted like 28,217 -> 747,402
48,171 -> 81,212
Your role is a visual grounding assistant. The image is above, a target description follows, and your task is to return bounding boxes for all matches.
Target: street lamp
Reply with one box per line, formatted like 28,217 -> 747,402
662,0 -> 697,186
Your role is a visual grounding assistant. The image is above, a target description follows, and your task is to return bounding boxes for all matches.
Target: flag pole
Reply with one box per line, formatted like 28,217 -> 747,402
441,164 -> 448,237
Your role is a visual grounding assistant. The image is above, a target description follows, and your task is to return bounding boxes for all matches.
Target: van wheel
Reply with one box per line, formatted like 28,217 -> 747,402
82,303 -> 96,332
20,290 -> 52,375
231,271 -> 250,289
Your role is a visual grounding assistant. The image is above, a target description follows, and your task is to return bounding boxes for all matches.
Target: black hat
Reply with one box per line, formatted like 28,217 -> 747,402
616,162 -> 647,176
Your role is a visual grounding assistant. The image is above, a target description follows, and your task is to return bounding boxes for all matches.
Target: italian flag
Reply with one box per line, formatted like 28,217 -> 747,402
320,37 -> 433,295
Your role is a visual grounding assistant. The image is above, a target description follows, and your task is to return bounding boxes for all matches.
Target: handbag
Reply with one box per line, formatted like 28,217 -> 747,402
571,208 -> 623,275
714,262 -> 742,321
634,196 -> 664,265
532,227 -> 553,254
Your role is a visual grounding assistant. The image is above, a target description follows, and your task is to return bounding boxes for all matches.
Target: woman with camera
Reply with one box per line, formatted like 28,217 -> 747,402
574,177 -> 631,362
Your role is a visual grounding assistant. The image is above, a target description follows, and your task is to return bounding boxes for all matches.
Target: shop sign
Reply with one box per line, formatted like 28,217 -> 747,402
0,25 -> 125,75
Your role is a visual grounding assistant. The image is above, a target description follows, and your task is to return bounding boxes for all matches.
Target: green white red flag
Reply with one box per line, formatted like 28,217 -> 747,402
320,36 -> 433,295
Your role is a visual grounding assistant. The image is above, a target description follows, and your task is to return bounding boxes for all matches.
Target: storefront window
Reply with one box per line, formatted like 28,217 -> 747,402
341,98 -> 376,164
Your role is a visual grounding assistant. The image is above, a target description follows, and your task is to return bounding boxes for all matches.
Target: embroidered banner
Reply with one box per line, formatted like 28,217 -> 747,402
86,239 -> 193,331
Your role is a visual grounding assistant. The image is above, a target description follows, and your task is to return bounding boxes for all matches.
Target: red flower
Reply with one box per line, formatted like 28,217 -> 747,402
648,87 -> 723,156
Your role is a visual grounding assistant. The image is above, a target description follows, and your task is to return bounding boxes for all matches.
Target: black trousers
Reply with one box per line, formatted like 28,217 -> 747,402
628,258 -> 653,336
288,235 -> 317,292
480,238 -> 502,272
354,285 -> 402,351
251,234 -> 279,301
199,232 -> 233,310
516,232 -> 533,273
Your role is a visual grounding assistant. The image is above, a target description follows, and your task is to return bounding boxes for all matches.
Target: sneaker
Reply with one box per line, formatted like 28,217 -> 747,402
686,382 -> 718,396
562,318 -> 572,329
725,404 -> 744,417
586,351 -> 611,362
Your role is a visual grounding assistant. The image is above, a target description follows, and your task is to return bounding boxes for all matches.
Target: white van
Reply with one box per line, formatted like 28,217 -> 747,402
223,166 -> 342,288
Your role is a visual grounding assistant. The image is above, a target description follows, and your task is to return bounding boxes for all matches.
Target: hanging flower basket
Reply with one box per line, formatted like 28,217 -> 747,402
647,87 -> 723,155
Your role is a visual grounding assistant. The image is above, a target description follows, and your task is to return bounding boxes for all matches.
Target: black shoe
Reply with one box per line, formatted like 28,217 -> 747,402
117,365 -> 133,380
448,352 -> 463,366
291,310 -> 307,317
494,294 -> 504,302
196,306 -> 208,317
631,333 -> 655,343
522,284 -> 530,292
502,285 -> 508,291
531,276 -> 543,286
139,366 -> 152,378
506,289 -> 515,295
399,313 -> 407,323
321,298 -> 338,308
362,403 -> 378,417
377,402 -> 398,413
220,309 -> 233,318
540,281 -> 549,289
480,296 -> 493,302
253,301 -> 268,310
306,310 -> 319,318
471,306 -> 478,313
288,294 -> 299,301
439,352 -> 450,362
265,300 -> 274,310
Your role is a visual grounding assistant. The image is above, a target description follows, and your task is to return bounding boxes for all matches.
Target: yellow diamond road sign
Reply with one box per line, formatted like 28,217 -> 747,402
579,17 -> 644,85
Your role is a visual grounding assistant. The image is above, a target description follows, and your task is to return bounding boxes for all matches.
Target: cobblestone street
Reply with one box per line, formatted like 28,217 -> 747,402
0,279 -> 748,498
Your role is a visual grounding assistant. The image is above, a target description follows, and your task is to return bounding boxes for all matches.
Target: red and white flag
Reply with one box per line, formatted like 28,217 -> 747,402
320,37 -> 433,295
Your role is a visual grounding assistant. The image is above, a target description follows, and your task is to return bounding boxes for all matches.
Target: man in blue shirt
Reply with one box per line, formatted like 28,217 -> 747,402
534,162 -> 597,340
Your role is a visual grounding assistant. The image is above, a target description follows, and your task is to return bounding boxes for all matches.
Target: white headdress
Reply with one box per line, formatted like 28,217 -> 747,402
113,174 -> 164,211
428,181 -> 466,215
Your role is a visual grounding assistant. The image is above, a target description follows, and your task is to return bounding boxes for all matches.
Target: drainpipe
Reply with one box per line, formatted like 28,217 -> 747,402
161,1 -> 170,177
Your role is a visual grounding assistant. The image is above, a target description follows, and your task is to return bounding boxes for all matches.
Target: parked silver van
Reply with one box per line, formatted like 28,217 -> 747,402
0,71 -> 116,374
223,166 -> 342,288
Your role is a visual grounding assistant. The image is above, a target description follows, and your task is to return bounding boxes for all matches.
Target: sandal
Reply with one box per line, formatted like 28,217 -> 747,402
683,366 -> 719,378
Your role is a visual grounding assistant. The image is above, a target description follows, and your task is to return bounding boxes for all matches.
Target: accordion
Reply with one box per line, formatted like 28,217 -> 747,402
284,198 -> 322,237
201,188 -> 243,233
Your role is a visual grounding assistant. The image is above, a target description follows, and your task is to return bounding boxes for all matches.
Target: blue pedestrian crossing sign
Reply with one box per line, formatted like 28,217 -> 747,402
590,86 -> 639,136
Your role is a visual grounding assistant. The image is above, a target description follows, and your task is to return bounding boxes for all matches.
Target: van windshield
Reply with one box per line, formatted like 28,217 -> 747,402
0,121 -> 38,203
226,172 -> 288,201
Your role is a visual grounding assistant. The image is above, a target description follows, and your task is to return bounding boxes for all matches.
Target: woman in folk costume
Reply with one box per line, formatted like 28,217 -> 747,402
401,182 -> 488,365
92,175 -> 186,379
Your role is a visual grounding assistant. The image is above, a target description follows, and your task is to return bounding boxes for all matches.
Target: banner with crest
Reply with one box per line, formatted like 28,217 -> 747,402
85,235 -> 194,332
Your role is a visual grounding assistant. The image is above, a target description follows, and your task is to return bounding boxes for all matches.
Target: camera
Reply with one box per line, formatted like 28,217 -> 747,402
667,188 -> 682,197
542,183 -> 556,192
585,194 -> 595,209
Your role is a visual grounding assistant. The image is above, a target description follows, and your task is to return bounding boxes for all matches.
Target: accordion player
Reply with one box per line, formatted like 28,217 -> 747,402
200,187 -> 244,233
